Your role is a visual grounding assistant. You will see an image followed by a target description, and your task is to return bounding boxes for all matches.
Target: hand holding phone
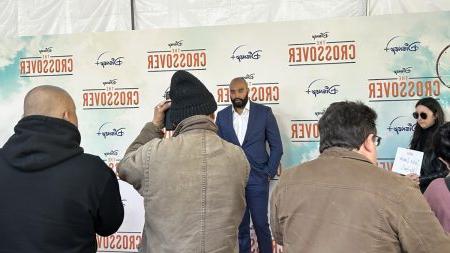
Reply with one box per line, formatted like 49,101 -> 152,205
152,100 -> 171,128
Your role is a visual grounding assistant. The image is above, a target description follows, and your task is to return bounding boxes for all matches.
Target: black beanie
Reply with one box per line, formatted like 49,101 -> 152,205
165,70 -> 217,130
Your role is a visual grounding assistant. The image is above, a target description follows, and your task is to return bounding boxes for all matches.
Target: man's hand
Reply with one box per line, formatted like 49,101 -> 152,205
405,173 -> 420,186
152,100 -> 171,128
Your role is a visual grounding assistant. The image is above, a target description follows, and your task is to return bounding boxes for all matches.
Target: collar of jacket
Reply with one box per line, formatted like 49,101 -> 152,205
173,115 -> 217,137
320,147 -> 373,165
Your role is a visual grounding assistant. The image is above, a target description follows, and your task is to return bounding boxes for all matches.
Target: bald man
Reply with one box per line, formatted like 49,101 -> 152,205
216,77 -> 283,253
0,85 -> 124,253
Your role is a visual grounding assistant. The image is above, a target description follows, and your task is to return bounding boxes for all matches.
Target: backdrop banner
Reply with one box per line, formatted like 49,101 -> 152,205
0,11 -> 449,253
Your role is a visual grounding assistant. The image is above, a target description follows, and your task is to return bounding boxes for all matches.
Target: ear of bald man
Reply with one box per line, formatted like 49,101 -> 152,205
62,108 -> 78,127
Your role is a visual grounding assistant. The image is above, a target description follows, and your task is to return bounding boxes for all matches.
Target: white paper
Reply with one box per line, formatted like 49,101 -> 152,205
392,147 -> 424,175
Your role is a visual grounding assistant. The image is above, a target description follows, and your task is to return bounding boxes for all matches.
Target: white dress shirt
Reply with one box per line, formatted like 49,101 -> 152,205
232,101 -> 250,145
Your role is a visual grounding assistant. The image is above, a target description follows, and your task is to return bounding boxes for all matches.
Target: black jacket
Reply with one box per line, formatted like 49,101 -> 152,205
420,150 -> 450,193
0,116 -> 124,253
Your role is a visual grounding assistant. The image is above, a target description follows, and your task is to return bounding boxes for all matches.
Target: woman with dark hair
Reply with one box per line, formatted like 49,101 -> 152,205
410,97 -> 445,152
424,122 -> 450,232
409,97 -> 447,192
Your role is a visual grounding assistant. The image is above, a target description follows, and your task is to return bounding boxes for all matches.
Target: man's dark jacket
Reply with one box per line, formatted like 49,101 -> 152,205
0,116 -> 124,253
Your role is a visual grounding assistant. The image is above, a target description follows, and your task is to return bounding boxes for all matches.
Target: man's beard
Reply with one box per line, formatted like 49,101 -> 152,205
231,96 -> 249,109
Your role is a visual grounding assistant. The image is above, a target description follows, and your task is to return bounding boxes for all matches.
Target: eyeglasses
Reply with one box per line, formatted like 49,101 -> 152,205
413,112 -> 428,120
373,135 -> 382,146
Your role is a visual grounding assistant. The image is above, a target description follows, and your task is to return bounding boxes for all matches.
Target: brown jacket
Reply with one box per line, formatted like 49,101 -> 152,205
118,115 -> 249,253
270,147 -> 450,253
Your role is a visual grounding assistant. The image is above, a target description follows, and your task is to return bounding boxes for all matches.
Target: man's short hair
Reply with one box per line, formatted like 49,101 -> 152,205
319,101 -> 377,153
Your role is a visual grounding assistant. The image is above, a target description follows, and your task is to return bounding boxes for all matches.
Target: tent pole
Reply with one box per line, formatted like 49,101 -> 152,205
131,0 -> 136,30
366,0 -> 370,16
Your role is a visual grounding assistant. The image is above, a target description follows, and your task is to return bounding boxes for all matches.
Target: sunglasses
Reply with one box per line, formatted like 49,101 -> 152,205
373,135 -> 382,147
412,112 -> 428,120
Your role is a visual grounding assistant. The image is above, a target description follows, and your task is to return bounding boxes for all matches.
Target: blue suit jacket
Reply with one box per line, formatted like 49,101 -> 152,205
216,102 -> 283,178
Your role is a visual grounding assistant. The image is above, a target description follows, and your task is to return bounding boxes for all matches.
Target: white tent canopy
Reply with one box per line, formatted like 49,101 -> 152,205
0,0 -> 449,38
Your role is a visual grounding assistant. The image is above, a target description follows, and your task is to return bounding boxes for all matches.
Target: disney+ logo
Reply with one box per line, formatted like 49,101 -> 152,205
312,32 -> 329,41
243,73 -> 255,80
168,40 -> 183,48
104,149 -> 119,156
387,116 -> 416,135
305,79 -> 340,97
384,36 -> 420,55
39,47 -> 53,54
314,108 -> 326,118
231,45 -> 262,62
102,79 -> 117,86
97,122 -> 125,139
95,52 -> 124,68
393,66 -> 412,76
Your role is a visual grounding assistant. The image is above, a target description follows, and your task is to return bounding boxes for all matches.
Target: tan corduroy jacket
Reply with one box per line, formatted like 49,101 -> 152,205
118,115 -> 249,253
270,147 -> 450,253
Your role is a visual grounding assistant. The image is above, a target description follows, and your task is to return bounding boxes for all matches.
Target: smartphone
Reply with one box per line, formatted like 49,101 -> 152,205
163,89 -> 175,130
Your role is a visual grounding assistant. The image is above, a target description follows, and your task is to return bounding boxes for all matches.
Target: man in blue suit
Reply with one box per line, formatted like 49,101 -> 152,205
216,77 -> 283,253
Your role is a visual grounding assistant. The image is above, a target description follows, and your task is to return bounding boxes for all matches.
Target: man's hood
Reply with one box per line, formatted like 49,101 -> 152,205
1,115 -> 84,171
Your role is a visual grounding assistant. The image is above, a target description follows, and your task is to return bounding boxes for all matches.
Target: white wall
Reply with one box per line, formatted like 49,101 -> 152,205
134,0 -> 367,29
0,0 -> 449,37
368,0 -> 450,15
0,0 -> 131,37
